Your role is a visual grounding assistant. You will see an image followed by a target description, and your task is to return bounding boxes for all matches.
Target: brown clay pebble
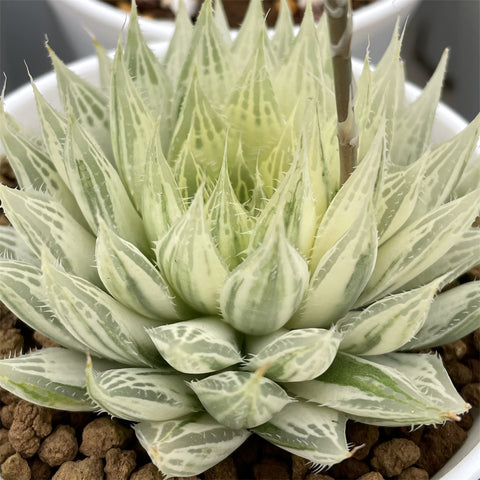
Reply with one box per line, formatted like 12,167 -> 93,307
327,457 -> 370,479
346,421 -> 380,460
204,456 -> 237,479
30,458 -> 52,480
291,453 -> 310,480
0,328 -> 23,358
253,457 -> 290,480
8,400 -> 52,458
473,329 -> 480,351
0,404 -> 16,429
417,421 -> 468,475
52,457 -> 104,480
441,339 -> 468,362
304,474 -> 335,480
38,424 -> 78,466
357,473 -> 384,480
1,452 -> 31,480
444,361 -> 473,385
468,358 -> 480,382
79,416 -> 132,457
397,466 -> 429,480
32,331 -> 60,349
370,438 -> 420,477
457,411 -> 474,430
130,463 -> 164,480
0,431 -> 15,463
461,382 -> 480,407
104,447 -> 137,480
399,425 -> 424,446
0,389 -> 19,405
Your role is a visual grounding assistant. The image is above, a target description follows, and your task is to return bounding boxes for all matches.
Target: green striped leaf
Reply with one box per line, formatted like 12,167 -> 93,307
95,222 -> 190,321
290,202 -> 377,329
359,189 -> 480,305
253,402 -> 350,467
134,414 -> 250,478
65,117 -> 148,251
93,38 -> 113,93
189,370 -> 292,429
220,218 -> 309,335
0,186 -> 99,285
42,259 -> 161,367
244,327 -> 341,382
142,122 -> 185,243
402,282 -> 480,350
338,279 -> 442,355
0,259 -> 80,350
110,44 -> 155,208
85,360 -> 201,422
206,158 -> 253,270
147,317 -> 242,374
156,189 -> 228,315
0,226 -> 37,264
0,348 -> 96,411
47,45 -> 111,158
390,49 -> 448,166
288,352 -> 469,426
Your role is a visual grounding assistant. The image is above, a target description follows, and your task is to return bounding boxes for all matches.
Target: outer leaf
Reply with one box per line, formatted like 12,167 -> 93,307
244,327 -> 341,382
110,44 -> 155,208
253,402 -> 350,467
290,202 -> 377,328
288,352 -> 469,426
358,189 -> 480,305
147,317 -> 242,374
85,360 -> 201,422
402,282 -> 480,350
65,117 -> 148,251
95,222 -> 190,321
134,414 -> 250,478
0,226 -> 37,264
42,259 -> 161,367
189,370 -> 292,429
0,348 -> 96,411
0,186 -> 99,285
220,218 -> 309,335
47,45 -> 111,157
93,37 -> 113,93
338,279 -> 442,355
271,0 -> 295,61
156,189 -> 228,315
390,49 -> 448,166
0,259 -> 80,351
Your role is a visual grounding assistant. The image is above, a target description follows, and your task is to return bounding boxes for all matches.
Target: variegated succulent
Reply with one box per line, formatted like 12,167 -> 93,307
0,0 -> 479,477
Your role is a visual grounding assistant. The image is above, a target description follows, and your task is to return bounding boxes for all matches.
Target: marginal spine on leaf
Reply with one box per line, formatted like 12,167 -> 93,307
325,0 -> 359,185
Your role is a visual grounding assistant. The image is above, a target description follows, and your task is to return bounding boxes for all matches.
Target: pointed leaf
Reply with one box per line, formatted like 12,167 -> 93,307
134,413 -> 250,478
0,348 -> 96,411
86,361 -> 201,421
189,370 -> 292,429
0,226 -> 37,264
253,402 -> 350,467
147,317 -> 242,374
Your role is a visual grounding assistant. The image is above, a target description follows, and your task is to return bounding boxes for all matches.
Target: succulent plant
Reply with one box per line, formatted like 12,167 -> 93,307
0,0 -> 479,477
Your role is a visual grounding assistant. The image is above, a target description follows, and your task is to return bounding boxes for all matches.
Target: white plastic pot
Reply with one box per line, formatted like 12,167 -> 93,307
46,0 -> 421,61
1,48 -> 479,480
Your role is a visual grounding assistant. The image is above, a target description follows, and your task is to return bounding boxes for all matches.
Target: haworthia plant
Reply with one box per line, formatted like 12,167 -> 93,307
0,0 -> 479,477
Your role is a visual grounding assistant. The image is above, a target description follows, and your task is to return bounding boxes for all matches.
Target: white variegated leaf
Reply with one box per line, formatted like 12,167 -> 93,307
111,44 -> 155,208
220,218 -> 309,335
47,45 -> 111,157
244,327 -> 342,382
147,317 -> 242,374
290,202 -> 377,329
189,370 -> 292,429
42,259 -> 161,367
0,259 -> 80,350
338,278 -> 443,355
287,352 -> 469,426
0,186 -> 99,285
95,222 -> 190,321
0,226 -> 37,264
402,282 -> 480,350
85,360 -> 201,421
253,402 -> 350,467
65,117 -> 148,251
0,348 -> 95,411
390,49 -> 448,166
93,38 -> 113,93
156,189 -> 228,315
359,190 -> 480,305
213,0 -> 232,44
271,0 -> 295,62
134,414 -> 250,478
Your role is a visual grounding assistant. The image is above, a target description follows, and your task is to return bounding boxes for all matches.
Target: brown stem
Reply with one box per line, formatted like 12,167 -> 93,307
325,0 -> 358,186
